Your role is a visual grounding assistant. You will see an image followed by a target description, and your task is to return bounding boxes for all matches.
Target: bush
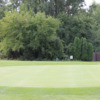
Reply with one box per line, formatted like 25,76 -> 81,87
81,38 -> 88,61
67,37 -> 93,61
87,43 -> 93,61
73,37 -> 81,60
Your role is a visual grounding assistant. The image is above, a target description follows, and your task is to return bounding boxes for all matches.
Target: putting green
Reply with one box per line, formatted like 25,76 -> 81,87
0,62 -> 100,88
0,61 -> 100,100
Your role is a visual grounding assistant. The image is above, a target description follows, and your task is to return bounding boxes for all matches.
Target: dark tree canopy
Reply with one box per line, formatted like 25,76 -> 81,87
8,0 -> 85,16
0,0 -> 100,61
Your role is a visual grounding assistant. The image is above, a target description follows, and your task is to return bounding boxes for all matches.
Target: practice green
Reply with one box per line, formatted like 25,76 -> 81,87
0,61 -> 100,100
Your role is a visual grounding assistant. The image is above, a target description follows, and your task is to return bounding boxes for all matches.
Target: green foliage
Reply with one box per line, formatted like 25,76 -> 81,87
0,10 -> 5,19
0,11 -> 29,56
81,38 -> 88,61
0,11 -> 63,60
87,43 -> 93,61
65,0 -> 85,14
67,43 -> 74,56
8,0 -> 85,16
67,37 -> 93,61
57,12 -> 94,45
0,1 -> 99,61
73,37 -> 81,60
0,0 -> 5,19
89,3 -> 100,52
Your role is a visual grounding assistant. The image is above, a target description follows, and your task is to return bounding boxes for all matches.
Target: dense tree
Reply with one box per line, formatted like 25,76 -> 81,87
0,11 -> 63,60
0,0 -> 5,19
0,1 -> 98,61
65,0 -> 85,14
81,38 -> 88,61
57,12 -> 94,45
9,0 -> 85,16
87,43 -> 93,61
73,37 -> 81,60
89,3 -> 100,52
67,37 -> 93,61
67,43 -> 74,56
0,0 -> 3,7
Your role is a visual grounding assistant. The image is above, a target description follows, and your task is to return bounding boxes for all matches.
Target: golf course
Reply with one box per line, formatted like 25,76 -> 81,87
0,61 -> 100,100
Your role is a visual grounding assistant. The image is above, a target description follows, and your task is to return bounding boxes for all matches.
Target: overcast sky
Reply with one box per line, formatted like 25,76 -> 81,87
85,0 -> 100,8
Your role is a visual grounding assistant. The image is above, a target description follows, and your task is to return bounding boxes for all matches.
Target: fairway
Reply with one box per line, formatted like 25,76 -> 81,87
0,61 -> 100,100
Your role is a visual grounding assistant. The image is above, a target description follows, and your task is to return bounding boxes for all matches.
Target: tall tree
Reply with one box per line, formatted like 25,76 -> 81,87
9,0 -> 85,16
87,43 -> 93,61
89,3 -> 100,52
81,38 -> 88,61
73,37 -> 81,60
57,12 -> 94,46
65,0 -> 85,14
0,0 -> 5,19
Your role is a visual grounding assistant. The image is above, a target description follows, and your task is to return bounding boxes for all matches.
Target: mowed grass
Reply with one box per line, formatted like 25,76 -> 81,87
0,60 -> 100,100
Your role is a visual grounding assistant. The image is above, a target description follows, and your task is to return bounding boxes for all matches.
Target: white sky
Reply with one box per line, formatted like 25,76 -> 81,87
85,0 -> 100,8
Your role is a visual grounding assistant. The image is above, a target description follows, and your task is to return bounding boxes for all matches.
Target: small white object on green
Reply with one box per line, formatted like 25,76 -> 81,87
70,55 -> 73,60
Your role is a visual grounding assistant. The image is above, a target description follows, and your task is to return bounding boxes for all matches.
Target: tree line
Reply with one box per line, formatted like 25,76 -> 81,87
0,0 -> 100,60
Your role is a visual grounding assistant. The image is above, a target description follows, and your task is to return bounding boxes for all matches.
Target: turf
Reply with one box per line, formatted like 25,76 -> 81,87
0,60 -> 100,100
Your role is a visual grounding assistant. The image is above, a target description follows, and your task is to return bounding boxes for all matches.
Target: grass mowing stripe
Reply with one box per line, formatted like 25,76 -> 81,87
0,60 -> 100,67
0,87 -> 100,100
0,87 -> 100,95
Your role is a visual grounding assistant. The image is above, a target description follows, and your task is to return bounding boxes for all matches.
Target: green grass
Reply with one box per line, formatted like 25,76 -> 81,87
0,60 -> 100,100
0,60 -> 100,67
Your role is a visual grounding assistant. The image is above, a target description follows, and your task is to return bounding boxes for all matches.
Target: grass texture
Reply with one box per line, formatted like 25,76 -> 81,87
0,60 -> 100,100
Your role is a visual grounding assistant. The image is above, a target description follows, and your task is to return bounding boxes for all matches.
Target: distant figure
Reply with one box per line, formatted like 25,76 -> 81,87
56,58 -> 59,61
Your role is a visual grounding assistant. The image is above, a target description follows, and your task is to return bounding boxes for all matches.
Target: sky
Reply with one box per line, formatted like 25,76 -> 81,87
85,0 -> 100,8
